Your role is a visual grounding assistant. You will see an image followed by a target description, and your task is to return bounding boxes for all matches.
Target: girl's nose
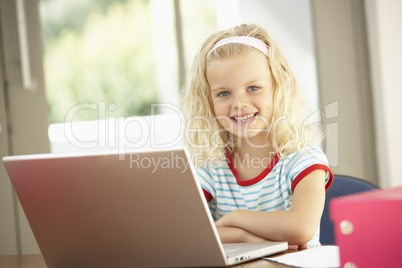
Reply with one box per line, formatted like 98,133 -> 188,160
232,94 -> 249,110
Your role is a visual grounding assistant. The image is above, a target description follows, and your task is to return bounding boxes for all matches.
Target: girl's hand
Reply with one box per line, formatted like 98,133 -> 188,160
215,226 -> 268,243
288,244 -> 307,250
215,212 -> 308,249
216,225 -> 307,249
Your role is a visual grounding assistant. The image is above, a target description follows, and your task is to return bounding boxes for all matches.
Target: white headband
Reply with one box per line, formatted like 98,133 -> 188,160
207,36 -> 269,57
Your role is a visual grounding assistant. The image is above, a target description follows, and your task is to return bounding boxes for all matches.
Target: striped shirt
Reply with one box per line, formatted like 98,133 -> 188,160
196,146 -> 333,245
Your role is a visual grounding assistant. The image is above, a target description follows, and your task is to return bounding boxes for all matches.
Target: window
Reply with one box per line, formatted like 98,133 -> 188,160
40,0 -> 217,152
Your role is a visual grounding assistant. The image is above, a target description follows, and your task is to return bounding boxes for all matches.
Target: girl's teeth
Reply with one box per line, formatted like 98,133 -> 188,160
234,114 -> 255,122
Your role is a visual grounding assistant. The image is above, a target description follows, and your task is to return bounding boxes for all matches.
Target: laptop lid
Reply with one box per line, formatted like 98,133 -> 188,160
3,148 -> 286,267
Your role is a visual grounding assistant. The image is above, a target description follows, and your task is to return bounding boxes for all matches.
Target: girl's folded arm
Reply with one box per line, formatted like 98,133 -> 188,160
215,169 -> 326,246
215,226 -> 268,243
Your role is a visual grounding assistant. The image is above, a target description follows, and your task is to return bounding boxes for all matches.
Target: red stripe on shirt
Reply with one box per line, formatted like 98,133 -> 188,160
291,164 -> 334,193
202,188 -> 212,202
226,150 -> 280,187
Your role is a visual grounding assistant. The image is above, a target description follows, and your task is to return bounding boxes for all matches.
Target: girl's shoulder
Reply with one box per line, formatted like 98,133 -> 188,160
195,160 -> 234,198
283,146 -> 328,164
280,146 -> 333,190
277,146 -> 330,174
196,159 -> 231,178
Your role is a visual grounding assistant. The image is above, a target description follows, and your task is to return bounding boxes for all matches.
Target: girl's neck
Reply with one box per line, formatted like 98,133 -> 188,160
231,137 -> 276,180
231,135 -> 275,159
232,143 -> 274,161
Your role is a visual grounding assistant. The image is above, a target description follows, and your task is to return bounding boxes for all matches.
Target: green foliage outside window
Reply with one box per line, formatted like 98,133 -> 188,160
41,0 -> 217,124
41,0 -> 157,123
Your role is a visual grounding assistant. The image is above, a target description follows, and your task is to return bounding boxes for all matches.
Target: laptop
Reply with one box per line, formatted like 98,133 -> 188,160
3,147 -> 287,267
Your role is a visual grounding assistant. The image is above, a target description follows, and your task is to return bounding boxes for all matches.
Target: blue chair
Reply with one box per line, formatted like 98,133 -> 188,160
320,174 -> 378,245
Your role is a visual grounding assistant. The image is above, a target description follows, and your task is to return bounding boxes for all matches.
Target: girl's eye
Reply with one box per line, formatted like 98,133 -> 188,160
248,86 -> 260,92
218,91 -> 230,97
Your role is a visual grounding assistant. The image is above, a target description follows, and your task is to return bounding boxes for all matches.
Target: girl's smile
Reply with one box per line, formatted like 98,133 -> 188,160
232,112 -> 257,124
207,51 -> 274,144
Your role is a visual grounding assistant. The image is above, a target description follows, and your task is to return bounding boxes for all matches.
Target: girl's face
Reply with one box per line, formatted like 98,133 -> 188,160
207,51 -> 274,145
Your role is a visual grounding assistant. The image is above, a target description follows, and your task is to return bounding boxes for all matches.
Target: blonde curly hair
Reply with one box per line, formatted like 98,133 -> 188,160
181,24 -> 322,166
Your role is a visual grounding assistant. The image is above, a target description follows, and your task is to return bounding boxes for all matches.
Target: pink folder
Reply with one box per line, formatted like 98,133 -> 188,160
330,186 -> 402,267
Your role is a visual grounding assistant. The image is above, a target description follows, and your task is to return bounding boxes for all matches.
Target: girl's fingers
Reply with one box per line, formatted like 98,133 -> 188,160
288,244 -> 299,250
288,244 -> 308,250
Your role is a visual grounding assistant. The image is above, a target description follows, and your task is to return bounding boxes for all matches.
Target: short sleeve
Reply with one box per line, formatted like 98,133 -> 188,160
286,147 -> 333,193
196,166 -> 216,202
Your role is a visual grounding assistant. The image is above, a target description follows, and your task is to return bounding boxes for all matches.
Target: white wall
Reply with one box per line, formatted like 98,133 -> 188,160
365,0 -> 402,187
236,0 -> 320,113
0,0 -> 50,255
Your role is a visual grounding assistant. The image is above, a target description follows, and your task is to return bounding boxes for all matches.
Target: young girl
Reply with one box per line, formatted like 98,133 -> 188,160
181,24 -> 333,248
